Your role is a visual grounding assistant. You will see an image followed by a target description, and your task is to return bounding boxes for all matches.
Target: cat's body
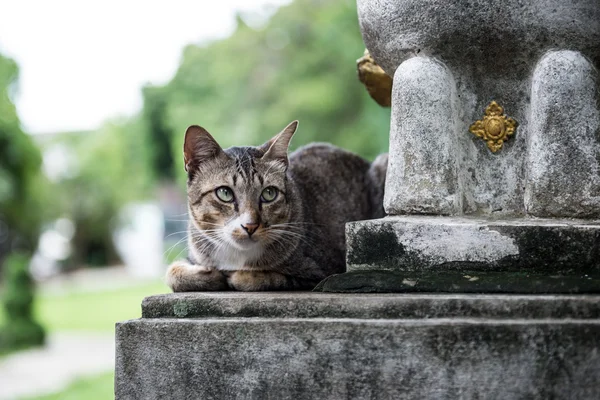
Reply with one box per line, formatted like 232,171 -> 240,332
167,121 -> 387,291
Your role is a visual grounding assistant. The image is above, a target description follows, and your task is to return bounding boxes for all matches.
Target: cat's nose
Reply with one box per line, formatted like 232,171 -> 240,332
241,223 -> 259,236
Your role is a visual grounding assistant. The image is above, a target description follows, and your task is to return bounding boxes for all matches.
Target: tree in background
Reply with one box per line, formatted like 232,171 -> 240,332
0,53 -> 45,266
0,253 -> 45,352
40,119 -> 153,268
142,85 -> 175,181
0,52 -> 46,351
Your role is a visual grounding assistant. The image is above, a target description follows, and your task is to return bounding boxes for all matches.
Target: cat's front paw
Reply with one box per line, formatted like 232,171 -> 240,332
227,270 -> 289,291
166,261 -> 227,292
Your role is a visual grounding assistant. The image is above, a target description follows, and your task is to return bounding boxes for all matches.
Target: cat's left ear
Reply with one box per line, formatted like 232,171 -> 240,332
261,120 -> 298,164
183,125 -> 224,173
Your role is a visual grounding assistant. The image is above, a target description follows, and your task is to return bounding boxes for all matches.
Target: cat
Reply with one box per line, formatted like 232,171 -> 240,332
166,121 -> 387,291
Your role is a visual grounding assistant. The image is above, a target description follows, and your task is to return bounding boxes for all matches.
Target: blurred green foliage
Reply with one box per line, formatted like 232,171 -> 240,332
142,86 -> 176,181
0,253 -> 45,352
0,53 -> 46,257
0,53 -> 47,353
41,119 -> 153,267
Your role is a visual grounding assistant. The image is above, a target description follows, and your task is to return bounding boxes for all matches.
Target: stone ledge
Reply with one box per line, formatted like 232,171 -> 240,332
141,292 -> 600,319
346,216 -> 600,275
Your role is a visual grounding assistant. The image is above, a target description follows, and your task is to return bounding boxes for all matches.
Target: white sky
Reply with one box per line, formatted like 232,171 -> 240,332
0,0 -> 289,134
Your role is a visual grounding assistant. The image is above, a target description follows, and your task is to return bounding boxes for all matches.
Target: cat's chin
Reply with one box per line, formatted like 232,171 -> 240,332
215,237 -> 266,270
228,236 -> 262,251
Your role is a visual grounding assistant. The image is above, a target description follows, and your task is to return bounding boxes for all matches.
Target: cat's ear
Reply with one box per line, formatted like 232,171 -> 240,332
183,125 -> 224,173
261,120 -> 298,164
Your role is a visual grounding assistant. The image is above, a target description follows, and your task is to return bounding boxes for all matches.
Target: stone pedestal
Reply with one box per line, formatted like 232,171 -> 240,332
339,0 -> 600,286
115,293 -> 600,399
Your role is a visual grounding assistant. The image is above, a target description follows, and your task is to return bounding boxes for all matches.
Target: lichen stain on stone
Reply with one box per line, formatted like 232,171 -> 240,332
348,224 -> 405,265
173,301 -> 189,318
235,327 -> 245,340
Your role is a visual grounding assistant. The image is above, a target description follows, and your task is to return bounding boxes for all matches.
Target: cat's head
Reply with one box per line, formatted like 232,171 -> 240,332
183,121 -> 301,261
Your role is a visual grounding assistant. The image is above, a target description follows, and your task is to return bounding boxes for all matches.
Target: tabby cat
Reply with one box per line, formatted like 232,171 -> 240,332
166,121 -> 387,291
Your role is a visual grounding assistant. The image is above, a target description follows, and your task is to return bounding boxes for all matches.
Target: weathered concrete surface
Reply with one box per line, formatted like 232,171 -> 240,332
358,0 -> 600,77
525,50 -> 600,218
116,293 -> 600,399
346,216 -> 600,275
384,56 -> 462,215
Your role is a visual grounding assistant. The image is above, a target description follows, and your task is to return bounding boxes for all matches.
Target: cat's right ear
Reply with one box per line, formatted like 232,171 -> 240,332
261,120 -> 298,164
183,125 -> 224,174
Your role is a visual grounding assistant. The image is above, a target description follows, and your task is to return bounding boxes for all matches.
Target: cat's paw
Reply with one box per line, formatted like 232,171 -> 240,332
227,270 -> 289,291
166,261 -> 227,292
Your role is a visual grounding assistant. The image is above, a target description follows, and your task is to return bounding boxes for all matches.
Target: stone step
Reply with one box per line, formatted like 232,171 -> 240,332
116,293 -> 600,399
141,292 -> 600,319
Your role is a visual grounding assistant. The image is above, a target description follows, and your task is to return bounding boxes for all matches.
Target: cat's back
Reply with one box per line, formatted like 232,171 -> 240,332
288,143 -> 386,223
289,142 -> 371,182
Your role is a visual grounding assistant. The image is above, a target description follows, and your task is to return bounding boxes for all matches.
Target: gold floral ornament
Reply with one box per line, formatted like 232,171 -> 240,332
469,101 -> 517,153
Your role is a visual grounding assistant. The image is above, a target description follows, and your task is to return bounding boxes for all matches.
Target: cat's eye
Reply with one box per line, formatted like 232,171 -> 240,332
261,186 -> 278,202
215,187 -> 234,203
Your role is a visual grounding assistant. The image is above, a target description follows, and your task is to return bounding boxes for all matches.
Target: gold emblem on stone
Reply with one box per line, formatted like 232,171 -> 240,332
469,101 -> 517,153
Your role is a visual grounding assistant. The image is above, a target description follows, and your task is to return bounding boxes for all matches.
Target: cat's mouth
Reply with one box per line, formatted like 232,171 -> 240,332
229,234 -> 261,249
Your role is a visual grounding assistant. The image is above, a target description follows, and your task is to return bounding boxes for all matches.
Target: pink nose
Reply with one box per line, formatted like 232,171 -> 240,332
241,223 -> 259,236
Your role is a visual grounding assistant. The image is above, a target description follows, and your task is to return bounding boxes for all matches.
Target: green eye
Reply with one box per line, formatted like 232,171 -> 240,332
215,187 -> 234,202
261,186 -> 278,202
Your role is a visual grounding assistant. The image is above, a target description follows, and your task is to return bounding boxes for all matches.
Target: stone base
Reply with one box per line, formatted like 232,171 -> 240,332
116,293 -> 600,399
346,216 -> 600,276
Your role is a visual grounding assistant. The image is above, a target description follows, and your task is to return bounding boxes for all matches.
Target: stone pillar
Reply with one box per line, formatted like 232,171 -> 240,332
525,50 -> 600,218
385,57 -> 462,215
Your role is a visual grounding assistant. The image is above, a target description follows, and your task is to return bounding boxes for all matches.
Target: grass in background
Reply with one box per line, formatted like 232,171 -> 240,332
36,281 -> 168,332
23,372 -> 114,400
0,280 -> 168,333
